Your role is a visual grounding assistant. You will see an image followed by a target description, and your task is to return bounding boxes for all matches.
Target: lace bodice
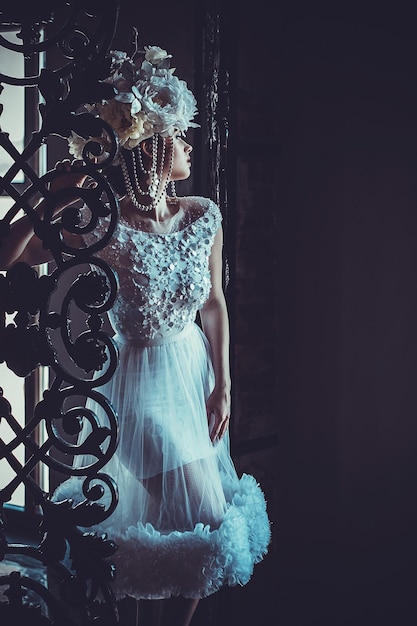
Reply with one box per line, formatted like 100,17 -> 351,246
86,197 -> 222,343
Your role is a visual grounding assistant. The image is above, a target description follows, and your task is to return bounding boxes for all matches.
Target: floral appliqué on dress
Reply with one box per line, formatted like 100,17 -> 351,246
86,197 -> 222,343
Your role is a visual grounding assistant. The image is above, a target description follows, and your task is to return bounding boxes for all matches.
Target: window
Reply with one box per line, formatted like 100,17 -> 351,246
0,29 -> 48,508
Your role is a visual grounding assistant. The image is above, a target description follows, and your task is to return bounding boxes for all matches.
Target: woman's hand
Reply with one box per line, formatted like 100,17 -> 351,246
206,384 -> 231,443
50,159 -> 89,195
0,159 -> 92,270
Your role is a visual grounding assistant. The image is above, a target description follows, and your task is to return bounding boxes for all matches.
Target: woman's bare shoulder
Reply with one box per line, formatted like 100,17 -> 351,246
180,196 -> 220,220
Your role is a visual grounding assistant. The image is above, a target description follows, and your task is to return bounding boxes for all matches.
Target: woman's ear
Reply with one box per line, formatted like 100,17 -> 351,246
141,139 -> 153,158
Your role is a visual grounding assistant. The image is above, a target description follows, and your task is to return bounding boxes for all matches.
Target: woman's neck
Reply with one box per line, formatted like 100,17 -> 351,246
120,193 -> 181,226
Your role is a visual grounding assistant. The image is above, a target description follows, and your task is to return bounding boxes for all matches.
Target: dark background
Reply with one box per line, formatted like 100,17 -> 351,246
49,1 -> 417,624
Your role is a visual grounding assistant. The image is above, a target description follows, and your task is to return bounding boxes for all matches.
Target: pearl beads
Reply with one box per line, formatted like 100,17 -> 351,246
119,135 -> 175,213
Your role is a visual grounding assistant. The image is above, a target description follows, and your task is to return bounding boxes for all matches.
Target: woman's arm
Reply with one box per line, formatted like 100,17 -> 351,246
0,160 -> 87,270
199,226 -> 232,443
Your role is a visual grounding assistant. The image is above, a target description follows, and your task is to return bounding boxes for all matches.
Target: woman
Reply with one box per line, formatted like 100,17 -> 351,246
0,44 -> 270,626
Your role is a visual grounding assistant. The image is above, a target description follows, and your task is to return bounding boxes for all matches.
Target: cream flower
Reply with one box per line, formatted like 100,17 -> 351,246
144,45 -> 172,65
96,101 -> 150,146
68,130 -> 115,162
68,131 -> 88,160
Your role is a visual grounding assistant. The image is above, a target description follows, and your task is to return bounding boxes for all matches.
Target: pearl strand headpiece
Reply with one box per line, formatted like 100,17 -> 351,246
119,135 -> 175,212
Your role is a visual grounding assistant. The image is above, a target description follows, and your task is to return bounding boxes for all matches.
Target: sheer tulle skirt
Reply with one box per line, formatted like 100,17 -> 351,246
53,323 -> 270,599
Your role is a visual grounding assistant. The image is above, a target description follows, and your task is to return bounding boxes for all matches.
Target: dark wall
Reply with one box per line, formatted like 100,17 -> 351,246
267,6 -> 417,626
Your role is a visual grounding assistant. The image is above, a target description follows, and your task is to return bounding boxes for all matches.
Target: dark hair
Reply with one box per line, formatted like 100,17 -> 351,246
103,162 -> 126,197
104,145 -> 153,197
103,139 -> 171,199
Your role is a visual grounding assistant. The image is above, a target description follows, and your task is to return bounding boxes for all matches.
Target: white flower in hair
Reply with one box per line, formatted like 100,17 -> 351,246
144,45 -> 172,65
68,43 -> 198,161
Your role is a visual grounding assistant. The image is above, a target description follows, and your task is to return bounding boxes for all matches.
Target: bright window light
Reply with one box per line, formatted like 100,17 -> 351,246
0,36 -> 25,182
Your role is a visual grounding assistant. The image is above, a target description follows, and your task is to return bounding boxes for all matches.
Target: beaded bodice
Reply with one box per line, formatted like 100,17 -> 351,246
87,197 -> 222,343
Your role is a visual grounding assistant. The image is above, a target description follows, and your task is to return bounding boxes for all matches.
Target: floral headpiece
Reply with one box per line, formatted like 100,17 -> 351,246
68,44 -> 199,162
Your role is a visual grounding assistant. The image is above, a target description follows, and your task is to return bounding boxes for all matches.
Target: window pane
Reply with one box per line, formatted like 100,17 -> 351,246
1,30 -> 49,509
0,31 -> 25,182
0,363 -> 25,508
0,169 -> 25,506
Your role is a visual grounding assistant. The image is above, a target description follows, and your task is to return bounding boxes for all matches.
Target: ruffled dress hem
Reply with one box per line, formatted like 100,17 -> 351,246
55,473 -> 271,600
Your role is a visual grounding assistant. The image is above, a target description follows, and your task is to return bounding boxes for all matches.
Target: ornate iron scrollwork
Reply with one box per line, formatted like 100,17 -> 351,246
0,3 -> 124,624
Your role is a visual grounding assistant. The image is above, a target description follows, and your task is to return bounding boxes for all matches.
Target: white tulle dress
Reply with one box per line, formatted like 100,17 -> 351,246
53,196 -> 271,600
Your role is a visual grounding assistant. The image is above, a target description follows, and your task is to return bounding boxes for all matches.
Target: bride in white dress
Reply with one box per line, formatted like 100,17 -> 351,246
0,43 -> 271,626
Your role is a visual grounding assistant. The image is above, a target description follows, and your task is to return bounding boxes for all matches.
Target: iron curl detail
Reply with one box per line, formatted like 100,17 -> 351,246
0,1 -> 119,88
0,3 -> 124,624
40,385 -> 119,480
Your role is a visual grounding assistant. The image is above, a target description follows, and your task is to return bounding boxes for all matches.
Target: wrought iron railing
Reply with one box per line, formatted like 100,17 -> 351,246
0,3 -> 124,623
